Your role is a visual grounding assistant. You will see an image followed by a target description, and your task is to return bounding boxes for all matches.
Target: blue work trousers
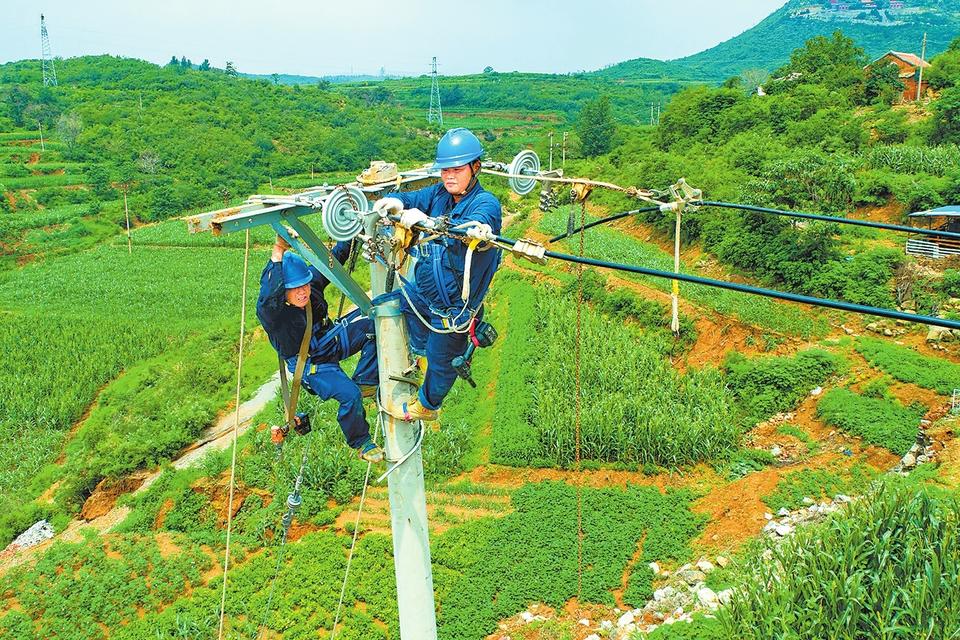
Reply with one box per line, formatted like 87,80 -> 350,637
295,310 -> 378,449
399,286 -> 478,411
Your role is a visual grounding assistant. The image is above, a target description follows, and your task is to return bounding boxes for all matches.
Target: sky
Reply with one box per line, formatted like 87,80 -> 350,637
3,1 -> 788,77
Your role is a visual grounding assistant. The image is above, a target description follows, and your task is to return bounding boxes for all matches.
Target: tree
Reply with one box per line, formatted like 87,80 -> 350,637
198,59 -> 210,71
55,112 -> 83,158
576,95 -> 616,157
771,31 -> 867,98
225,61 -> 237,77
930,86 -> 960,144
483,66 -> 494,74
863,61 -> 904,105
167,55 -> 179,67
271,73 -> 280,85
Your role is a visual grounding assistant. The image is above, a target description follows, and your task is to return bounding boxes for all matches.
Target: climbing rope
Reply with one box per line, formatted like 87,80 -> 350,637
574,201 -> 585,600
217,229 -> 251,640
330,415 -> 381,639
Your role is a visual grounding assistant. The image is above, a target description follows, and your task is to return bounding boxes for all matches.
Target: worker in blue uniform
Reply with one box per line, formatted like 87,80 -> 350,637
372,128 -> 502,421
256,235 -> 383,462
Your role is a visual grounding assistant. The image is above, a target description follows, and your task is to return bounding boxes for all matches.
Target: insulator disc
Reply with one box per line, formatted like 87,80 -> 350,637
322,186 -> 367,241
508,149 -> 540,196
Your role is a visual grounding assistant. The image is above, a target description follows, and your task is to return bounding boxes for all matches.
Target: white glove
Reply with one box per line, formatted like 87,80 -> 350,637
398,208 -> 434,229
466,223 -> 494,241
373,197 -> 404,217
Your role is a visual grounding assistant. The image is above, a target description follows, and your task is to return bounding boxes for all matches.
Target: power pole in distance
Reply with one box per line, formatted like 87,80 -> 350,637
917,32 -> 927,102
40,14 -> 58,87
428,57 -> 443,127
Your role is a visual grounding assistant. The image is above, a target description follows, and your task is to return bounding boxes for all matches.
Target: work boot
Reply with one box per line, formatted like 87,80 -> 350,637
359,384 -> 377,399
357,439 -> 384,464
401,397 -> 438,422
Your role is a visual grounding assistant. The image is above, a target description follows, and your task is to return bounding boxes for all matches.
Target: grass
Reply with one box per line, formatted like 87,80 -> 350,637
816,388 -> 924,454
762,464 -> 876,512
776,423 -> 820,455
540,206 -> 829,338
0,243 -> 273,545
856,336 -> 960,395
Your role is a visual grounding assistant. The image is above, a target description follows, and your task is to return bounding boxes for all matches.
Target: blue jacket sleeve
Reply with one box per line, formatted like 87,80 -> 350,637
257,260 -> 285,315
390,184 -> 441,216
461,191 -> 502,233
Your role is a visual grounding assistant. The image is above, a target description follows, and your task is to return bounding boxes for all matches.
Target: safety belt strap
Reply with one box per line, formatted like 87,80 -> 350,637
279,302 -> 313,430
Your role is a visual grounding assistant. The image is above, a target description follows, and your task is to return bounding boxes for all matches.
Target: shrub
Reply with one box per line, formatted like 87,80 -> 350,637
816,388 -> 922,454
724,349 -> 843,427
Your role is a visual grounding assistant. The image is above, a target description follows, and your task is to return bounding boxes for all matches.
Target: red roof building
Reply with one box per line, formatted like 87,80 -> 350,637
868,51 -> 931,102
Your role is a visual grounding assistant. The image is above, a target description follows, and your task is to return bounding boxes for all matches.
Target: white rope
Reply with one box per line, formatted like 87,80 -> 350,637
217,229 -> 251,639
330,415 -> 380,639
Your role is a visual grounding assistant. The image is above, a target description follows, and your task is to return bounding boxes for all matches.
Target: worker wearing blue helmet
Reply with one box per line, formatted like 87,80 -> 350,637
373,128 -> 502,421
256,235 -> 383,462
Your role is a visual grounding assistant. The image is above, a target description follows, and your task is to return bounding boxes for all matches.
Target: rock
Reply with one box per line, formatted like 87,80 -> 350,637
802,497 -> 815,505
677,569 -> 707,585
10,520 -> 54,550
811,386 -> 823,396
654,586 -> 676,602
578,618 -> 590,626
927,326 -> 951,342
901,452 -> 917,468
763,521 -> 777,533
761,549 -> 774,561
715,555 -> 730,568
917,454 -> 930,464
770,445 -> 782,457
883,328 -> 895,336
520,611 -> 534,623
697,587 -> 719,609
866,322 -> 880,332
696,559 -> 715,573
585,635 -> 600,640
943,331 -> 956,343
600,620 -> 613,631
835,494 -> 853,503
764,512 -> 774,521
718,588 -> 735,605
775,524 -> 793,536
617,611 -> 635,628
777,507 -> 790,517
648,561 -> 661,575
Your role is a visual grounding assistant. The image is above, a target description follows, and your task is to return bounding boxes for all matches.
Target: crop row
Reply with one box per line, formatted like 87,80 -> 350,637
490,273 -> 740,468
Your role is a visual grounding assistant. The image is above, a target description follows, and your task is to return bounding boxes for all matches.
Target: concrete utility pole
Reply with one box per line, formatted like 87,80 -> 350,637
917,32 -> 927,102
364,215 -> 438,638
548,132 -> 554,171
37,121 -> 44,152
562,132 -> 567,168
123,186 -> 132,254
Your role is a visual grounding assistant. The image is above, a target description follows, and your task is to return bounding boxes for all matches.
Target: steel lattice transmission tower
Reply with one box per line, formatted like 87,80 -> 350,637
40,14 -> 58,87
427,56 -> 442,127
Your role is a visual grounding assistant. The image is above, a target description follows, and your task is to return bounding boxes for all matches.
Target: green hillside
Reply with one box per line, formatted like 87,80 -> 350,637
598,0 -> 958,80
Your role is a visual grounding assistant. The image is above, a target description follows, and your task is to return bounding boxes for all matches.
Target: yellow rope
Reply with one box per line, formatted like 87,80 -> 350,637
217,229 -> 250,639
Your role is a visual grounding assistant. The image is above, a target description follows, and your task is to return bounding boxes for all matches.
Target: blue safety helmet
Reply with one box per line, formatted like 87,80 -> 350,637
281,252 -> 313,289
432,128 -> 484,170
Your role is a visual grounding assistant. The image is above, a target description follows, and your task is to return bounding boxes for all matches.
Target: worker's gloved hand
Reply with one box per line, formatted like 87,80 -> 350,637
466,223 -> 494,241
398,208 -> 435,230
373,197 -> 404,218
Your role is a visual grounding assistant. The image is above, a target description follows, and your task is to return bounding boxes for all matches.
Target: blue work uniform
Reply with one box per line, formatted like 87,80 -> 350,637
256,242 -> 378,449
390,181 -> 502,410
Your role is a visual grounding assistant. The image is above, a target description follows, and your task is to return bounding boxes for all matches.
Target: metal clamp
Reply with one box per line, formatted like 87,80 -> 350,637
511,238 -> 548,265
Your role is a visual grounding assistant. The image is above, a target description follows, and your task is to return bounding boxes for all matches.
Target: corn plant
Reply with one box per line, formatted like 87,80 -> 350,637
721,481 -> 960,639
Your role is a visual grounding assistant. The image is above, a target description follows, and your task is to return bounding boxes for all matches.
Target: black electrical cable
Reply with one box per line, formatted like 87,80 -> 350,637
701,201 -> 960,241
548,206 -> 661,243
484,233 -> 960,331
